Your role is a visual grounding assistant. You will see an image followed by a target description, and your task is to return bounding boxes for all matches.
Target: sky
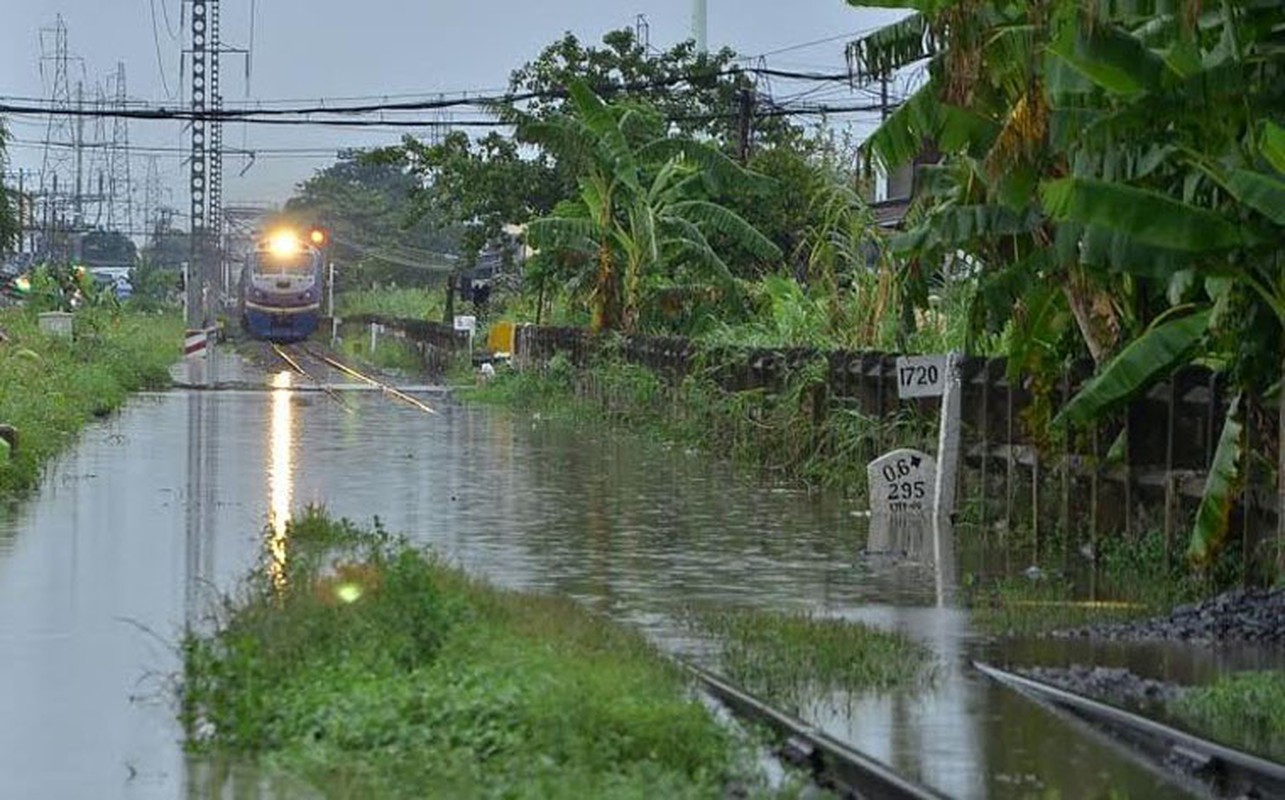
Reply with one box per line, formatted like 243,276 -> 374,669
1,0 -> 904,228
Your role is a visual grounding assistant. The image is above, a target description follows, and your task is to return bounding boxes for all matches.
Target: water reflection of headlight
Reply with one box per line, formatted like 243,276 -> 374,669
267,371 -> 294,591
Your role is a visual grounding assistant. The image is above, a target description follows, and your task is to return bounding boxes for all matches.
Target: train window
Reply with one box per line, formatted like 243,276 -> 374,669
253,251 -> 316,274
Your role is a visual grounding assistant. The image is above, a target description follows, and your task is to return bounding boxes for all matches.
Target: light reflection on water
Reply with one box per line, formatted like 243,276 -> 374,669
266,371 -> 294,591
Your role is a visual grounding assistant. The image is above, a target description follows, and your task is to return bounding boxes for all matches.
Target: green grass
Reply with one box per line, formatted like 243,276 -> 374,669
334,323 -> 425,374
463,350 -> 928,500
181,510 -> 771,798
0,307 -> 182,496
965,576 -> 1160,637
336,288 -> 444,321
1173,671 -> 1285,762
684,608 -> 933,713
965,529 -> 1207,636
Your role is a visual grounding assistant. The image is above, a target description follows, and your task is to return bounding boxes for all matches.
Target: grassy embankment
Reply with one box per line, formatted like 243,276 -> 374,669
1173,671 -> 1285,762
182,511 -> 930,797
0,308 -> 181,496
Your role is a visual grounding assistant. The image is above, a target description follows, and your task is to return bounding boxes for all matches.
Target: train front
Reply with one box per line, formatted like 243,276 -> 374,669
242,229 -> 323,343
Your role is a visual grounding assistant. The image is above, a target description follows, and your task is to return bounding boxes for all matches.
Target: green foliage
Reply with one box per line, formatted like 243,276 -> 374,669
126,260 -> 181,312
284,149 -> 460,290
1054,308 -> 1211,427
1174,671 -> 1285,762
0,307 -> 181,496
336,326 -> 424,375
336,288 -> 443,321
467,348 -> 932,498
849,0 -> 1285,574
1187,395 -> 1245,567
684,608 -> 932,713
0,121 -> 17,254
967,528 -> 1205,636
523,79 -> 781,334
181,510 -> 758,798
509,28 -> 801,154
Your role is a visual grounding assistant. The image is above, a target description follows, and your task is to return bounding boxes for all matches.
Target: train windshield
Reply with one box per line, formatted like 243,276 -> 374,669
252,250 -> 317,275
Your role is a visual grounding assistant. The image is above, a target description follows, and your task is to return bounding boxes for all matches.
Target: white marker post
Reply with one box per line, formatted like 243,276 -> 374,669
454,314 -> 477,360
868,351 -> 963,521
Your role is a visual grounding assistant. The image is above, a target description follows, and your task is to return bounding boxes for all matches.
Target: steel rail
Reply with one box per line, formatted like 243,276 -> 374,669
683,662 -> 947,800
269,343 -> 354,412
974,661 -> 1285,799
300,343 -> 438,415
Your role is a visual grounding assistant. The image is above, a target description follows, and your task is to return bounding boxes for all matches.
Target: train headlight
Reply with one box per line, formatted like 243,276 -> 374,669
268,230 -> 302,257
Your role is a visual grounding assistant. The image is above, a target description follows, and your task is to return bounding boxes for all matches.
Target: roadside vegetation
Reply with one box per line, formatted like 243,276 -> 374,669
336,287 -> 444,321
0,305 -> 181,496
180,510 -> 784,798
1173,671 -> 1285,763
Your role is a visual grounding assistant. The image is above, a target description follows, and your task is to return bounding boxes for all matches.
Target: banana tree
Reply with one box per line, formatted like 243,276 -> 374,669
521,80 -> 781,333
847,0 -> 1285,568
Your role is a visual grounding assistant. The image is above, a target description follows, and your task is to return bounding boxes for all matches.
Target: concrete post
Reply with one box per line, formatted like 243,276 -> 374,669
934,351 -> 963,522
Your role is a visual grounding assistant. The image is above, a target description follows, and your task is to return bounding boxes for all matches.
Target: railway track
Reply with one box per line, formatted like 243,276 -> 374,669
683,662 -> 946,800
268,342 -> 437,415
974,661 -> 1285,799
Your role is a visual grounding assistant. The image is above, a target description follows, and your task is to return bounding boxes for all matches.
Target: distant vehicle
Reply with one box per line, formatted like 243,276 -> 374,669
238,227 -> 325,342
73,230 -> 137,271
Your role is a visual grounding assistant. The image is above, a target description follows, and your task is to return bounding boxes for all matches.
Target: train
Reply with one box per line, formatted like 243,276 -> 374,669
239,227 -> 326,342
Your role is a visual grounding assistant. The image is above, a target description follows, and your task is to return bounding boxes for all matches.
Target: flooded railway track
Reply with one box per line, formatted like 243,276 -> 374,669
686,662 -> 946,799
268,341 -> 438,414
975,662 -> 1285,799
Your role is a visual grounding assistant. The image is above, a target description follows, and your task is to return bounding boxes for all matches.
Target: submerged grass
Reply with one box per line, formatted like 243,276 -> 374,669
181,510 -> 769,798
965,577 -> 1159,637
465,350 -> 931,500
1172,671 -> 1285,763
966,529 -> 1205,636
685,608 -> 933,713
0,307 -> 181,496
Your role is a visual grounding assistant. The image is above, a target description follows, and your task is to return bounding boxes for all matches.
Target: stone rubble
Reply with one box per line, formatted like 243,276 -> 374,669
1054,586 -> 1285,644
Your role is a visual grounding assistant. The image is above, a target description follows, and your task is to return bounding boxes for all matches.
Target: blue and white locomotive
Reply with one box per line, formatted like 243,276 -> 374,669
240,228 -> 326,342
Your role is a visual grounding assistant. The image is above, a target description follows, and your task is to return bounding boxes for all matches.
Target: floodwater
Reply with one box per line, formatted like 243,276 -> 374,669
0,348 -> 1275,798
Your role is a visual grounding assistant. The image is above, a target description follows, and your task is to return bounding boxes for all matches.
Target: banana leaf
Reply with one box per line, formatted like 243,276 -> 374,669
1187,395 -> 1244,566
1053,308 -> 1211,428
1041,178 -> 1245,251
1225,168 -> 1285,226
1048,17 -> 1168,96
845,12 -> 937,81
1262,121 -> 1285,176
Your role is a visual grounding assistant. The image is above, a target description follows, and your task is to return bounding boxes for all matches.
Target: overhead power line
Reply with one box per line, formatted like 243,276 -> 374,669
0,66 -> 858,123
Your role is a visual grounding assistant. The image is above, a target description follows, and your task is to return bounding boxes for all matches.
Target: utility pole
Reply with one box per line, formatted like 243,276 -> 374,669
209,0 -> 224,300
188,0 -> 209,326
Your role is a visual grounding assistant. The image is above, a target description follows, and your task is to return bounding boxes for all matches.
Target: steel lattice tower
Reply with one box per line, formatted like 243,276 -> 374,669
106,62 -> 134,234
38,15 -> 77,254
